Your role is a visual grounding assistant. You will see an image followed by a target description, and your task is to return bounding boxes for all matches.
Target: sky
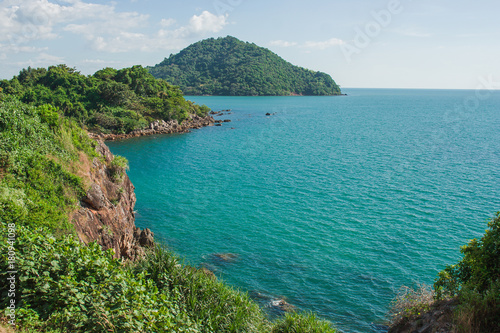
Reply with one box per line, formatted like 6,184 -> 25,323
1,0 -> 500,89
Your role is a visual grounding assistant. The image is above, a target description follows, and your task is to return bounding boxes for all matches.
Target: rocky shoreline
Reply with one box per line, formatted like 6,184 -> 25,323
90,114 -> 215,141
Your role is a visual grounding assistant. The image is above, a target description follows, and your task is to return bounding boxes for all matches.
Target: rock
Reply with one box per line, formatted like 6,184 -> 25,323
266,113 -> 271,116
388,299 -> 458,333
137,228 -> 155,247
94,115 -> 215,141
82,183 -> 106,210
213,253 -> 239,262
71,139 -> 146,260
223,119 -> 231,123
271,299 -> 296,312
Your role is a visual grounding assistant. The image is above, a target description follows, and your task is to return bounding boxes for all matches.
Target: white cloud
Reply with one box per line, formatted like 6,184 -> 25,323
302,38 -> 345,50
1,0 -> 229,59
0,0 -> 141,44
270,40 -> 298,47
161,11 -> 228,40
189,11 -> 227,34
160,18 -> 176,27
14,52 -> 65,67
269,38 -> 345,50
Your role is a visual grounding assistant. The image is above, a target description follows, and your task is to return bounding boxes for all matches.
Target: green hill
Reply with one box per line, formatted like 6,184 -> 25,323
148,36 -> 342,96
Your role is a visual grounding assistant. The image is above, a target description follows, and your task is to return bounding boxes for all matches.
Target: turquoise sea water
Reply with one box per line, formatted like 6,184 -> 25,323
107,89 -> 500,333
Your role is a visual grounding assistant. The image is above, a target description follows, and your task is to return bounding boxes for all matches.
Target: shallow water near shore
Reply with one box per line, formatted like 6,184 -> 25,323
107,89 -> 500,333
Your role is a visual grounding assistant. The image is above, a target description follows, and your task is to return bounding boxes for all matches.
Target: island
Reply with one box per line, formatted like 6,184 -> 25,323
148,36 -> 342,96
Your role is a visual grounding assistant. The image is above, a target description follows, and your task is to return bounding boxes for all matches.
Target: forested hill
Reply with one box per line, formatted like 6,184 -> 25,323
0,65 -> 210,134
148,36 -> 342,96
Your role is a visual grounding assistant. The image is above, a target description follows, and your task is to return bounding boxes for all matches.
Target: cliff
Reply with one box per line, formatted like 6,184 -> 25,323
70,139 -> 153,260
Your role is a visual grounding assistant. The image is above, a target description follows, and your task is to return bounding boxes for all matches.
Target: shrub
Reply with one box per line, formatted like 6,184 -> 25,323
271,312 -> 336,333
108,155 -> 129,182
432,212 -> 500,332
434,212 -> 500,298
388,284 -> 435,327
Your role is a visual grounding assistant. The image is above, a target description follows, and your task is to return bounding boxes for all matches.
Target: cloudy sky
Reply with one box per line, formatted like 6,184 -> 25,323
1,0 -> 499,89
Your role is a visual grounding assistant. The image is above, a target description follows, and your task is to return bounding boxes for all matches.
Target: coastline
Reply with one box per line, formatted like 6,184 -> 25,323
89,114 -> 215,141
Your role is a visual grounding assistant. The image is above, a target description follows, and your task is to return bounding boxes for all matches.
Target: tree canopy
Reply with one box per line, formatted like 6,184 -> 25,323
148,36 -> 342,96
0,65 -> 210,134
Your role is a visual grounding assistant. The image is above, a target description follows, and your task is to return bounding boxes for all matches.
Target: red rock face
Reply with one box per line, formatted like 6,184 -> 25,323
70,139 -> 152,260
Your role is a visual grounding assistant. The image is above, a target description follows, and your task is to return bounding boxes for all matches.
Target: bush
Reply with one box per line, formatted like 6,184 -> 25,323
432,212 -> 500,332
108,156 -> 129,182
434,212 -> 500,298
388,284 -> 435,327
271,312 -> 336,333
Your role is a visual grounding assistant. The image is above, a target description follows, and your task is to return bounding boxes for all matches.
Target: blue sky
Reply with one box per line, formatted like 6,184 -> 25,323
1,0 -> 499,89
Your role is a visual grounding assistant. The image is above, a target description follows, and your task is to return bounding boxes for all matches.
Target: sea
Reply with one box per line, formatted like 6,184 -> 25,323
107,89 -> 500,333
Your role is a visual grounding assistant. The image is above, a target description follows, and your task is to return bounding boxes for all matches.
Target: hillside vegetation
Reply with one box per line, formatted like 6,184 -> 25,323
0,65 -> 210,134
148,36 -> 342,96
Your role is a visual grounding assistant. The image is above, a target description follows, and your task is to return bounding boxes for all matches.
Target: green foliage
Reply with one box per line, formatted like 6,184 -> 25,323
134,244 -> 271,332
432,212 -> 500,332
0,64 -> 210,134
148,36 -> 342,96
271,312 -> 336,333
108,156 -> 129,183
0,227 -> 335,333
0,226 -> 196,332
434,212 -> 500,298
0,97 -> 94,232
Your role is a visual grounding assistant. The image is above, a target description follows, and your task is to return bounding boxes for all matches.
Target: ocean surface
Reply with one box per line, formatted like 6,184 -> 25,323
107,89 -> 500,333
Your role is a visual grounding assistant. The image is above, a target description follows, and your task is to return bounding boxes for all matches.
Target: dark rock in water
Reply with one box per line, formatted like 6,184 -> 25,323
214,120 -> 223,123
212,253 -> 239,262
215,123 -> 222,126
135,228 -> 154,247
223,119 -> 231,122
266,113 -> 271,116
270,298 -> 296,312
249,291 -> 296,314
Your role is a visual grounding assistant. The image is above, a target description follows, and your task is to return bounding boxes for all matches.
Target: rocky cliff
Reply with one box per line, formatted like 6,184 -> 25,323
70,139 -> 153,260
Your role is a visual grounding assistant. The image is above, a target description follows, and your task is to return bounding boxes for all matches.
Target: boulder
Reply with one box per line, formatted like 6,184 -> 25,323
82,184 -> 106,210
